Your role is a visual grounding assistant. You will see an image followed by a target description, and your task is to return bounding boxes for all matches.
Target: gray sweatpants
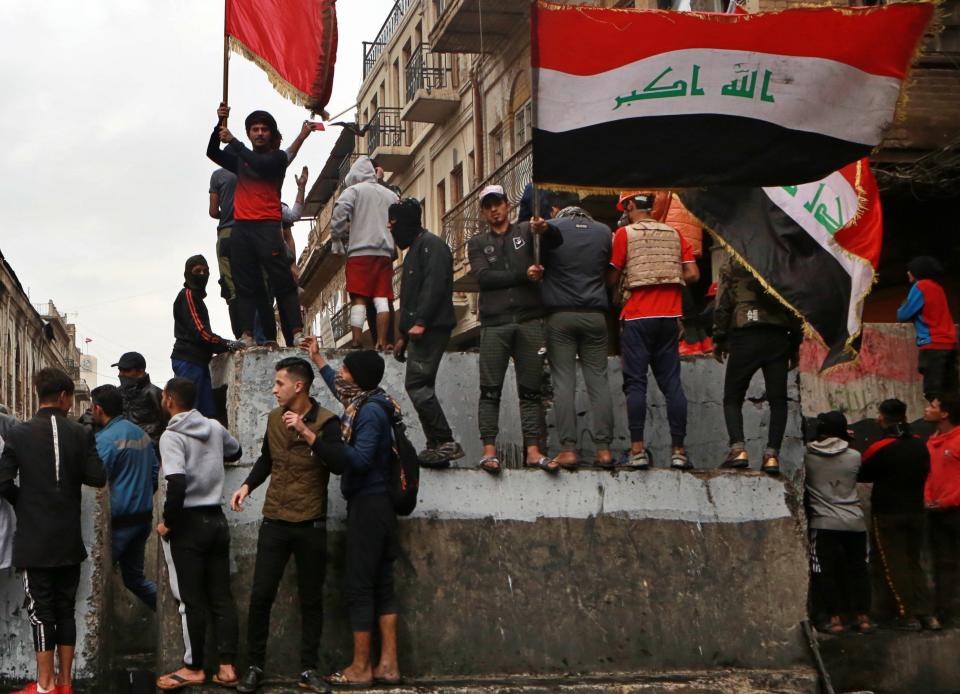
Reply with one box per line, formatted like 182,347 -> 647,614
478,319 -> 545,447
546,311 -> 614,451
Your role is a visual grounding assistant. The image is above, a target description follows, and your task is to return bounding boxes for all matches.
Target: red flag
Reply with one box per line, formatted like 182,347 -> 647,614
834,159 -> 883,270
226,0 -> 338,117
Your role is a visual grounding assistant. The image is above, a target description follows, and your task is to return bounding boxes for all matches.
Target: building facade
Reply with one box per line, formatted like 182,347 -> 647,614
0,252 -> 91,419
299,0 -> 960,347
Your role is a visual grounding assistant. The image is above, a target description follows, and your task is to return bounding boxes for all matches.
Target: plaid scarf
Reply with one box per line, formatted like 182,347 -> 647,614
339,385 -> 402,443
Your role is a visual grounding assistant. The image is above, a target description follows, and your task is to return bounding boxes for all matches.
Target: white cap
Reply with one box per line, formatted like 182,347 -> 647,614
479,184 -> 507,204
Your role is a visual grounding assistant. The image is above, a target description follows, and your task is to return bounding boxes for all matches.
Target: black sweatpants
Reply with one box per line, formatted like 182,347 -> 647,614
405,329 -> 454,446
928,507 -> 960,622
162,506 -> 238,670
918,349 -> 959,401
872,513 -> 933,619
21,564 -> 81,652
344,494 -> 399,632
722,325 -> 791,451
230,220 -> 302,342
247,517 -> 327,670
809,528 -> 871,617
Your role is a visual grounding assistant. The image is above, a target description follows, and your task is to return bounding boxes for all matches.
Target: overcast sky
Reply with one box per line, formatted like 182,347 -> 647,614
0,0 -> 395,388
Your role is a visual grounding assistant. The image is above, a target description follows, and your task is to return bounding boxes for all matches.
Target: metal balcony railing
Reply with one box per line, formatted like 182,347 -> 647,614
405,43 -> 451,102
331,304 -> 351,341
441,142 -> 532,260
367,108 -> 406,152
362,0 -> 416,79
338,153 -> 362,190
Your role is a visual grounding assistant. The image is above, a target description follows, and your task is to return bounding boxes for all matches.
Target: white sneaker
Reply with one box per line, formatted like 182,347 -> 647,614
292,331 -> 305,347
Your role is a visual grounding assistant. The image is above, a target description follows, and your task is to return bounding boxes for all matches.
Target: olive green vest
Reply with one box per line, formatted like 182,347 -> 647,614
262,404 -> 337,523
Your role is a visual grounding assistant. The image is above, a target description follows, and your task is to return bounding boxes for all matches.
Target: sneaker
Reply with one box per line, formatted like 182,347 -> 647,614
299,669 -> 331,693
436,440 -> 465,461
893,616 -> 923,631
921,615 -> 943,631
418,447 -> 451,469
700,336 -> 714,353
671,450 -> 694,471
237,665 -> 264,693
720,447 -> 749,469
679,341 -> 701,357
292,331 -> 305,347
617,449 -> 650,470
761,453 -> 781,476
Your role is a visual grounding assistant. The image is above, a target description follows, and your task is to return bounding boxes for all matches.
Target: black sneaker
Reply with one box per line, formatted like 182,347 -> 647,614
436,440 -> 465,461
418,447 -> 451,469
237,665 -> 263,693
299,669 -> 331,692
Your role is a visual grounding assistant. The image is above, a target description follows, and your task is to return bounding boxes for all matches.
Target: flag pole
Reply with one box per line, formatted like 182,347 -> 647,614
221,2 -> 230,126
530,0 -> 540,267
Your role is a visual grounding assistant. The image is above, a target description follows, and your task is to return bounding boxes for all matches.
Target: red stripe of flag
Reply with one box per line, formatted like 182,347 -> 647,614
532,3 -> 933,78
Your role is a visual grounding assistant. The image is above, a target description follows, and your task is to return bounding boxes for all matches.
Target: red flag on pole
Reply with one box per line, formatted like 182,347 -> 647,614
225,0 -> 338,117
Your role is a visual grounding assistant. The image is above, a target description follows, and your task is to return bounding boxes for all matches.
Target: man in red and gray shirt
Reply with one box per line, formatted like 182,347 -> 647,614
207,103 -> 313,347
925,393 -> 960,625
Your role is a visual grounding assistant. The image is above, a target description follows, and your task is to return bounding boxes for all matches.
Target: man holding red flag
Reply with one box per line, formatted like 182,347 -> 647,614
207,104 -> 314,348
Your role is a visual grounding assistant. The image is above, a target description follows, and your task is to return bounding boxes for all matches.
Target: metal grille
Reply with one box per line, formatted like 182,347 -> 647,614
405,43 -> 450,102
441,143 -> 532,262
363,0 -> 416,78
367,108 -> 406,152
331,305 -> 351,341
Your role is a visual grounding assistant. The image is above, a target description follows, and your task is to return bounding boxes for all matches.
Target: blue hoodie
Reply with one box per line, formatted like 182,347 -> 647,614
95,415 -> 159,522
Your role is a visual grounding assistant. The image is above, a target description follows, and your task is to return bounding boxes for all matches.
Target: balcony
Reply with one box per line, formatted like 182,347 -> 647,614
430,0 -> 528,53
331,304 -> 351,342
401,44 -> 460,123
441,142 -> 532,288
362,0 -> 416,79
367,107 -> 412,171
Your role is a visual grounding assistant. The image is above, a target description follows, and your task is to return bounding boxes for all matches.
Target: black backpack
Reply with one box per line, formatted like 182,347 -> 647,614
364,399 -> 420,516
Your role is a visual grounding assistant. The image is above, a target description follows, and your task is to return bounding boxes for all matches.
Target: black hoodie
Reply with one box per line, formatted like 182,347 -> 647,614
171,287 -> 231,365
859,423 -> 931,515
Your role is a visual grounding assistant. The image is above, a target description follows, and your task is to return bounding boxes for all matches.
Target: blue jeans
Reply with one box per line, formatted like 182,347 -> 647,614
112,522 -> 157,611
621,318 -> 687,447
171,359 -> 216,418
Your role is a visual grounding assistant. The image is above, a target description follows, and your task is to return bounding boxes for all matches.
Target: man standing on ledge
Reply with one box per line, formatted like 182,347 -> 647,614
390,197 -> 464,468
0,368 -> 106,694
207,103 -> 314,347
607,192 -> 699,471
467,185 -> 563,474
230,357 -> 346,693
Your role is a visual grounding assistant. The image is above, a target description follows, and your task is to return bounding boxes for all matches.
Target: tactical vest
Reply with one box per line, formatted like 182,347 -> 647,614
262,405 -> 337,523
623,220 -> 684,290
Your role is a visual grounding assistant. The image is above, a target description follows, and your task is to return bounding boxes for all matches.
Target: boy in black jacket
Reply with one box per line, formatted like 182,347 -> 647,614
171,255 -> 241,418
390,198 -> 464,467
0,368 -> 106,694
859,398 -> 939,630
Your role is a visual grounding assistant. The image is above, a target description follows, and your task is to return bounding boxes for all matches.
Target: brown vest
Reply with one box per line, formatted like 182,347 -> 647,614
262,404 -> 337,523
623,220 -> 684,291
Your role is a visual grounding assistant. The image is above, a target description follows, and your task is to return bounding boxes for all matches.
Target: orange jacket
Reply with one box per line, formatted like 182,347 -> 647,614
925,425 -> 960,510
650,193 -> 703,257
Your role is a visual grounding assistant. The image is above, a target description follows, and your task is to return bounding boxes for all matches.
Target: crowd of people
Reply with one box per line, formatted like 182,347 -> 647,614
0,106 -> 957,693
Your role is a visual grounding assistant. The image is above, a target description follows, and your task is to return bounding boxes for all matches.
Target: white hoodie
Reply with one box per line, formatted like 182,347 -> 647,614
330,156 -> 399,258
159,410 -> 240,508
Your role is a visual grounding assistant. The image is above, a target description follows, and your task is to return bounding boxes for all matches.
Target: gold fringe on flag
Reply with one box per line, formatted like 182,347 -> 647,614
229,36 -> 310,109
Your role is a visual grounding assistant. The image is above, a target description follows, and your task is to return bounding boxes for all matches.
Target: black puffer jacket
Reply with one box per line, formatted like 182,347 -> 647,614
398,229 -> 456,333
118,375 -> 166,446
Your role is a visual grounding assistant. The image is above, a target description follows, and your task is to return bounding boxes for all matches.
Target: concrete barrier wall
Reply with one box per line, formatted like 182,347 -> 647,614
0,488 -> 111,686
154,350 -> 811,679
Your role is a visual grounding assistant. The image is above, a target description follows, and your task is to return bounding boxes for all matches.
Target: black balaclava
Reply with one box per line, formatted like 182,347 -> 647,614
907,256 -> 944,282
184,255 -> 210,292
389,197 -> 423,250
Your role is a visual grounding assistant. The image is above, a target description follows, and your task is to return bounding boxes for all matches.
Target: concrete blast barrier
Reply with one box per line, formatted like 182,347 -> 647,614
152,349 -> 812,682
0,488 -> 111,687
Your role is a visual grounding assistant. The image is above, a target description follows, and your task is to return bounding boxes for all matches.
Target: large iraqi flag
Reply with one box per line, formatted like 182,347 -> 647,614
680,159 -> 883,371
531,2 -> 933,189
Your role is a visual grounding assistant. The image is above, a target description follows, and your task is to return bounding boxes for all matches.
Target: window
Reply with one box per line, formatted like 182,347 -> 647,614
436,180 -> 446,229
513,100 -> 533,149
451,163 -> 464,203
489,124 -> 504,170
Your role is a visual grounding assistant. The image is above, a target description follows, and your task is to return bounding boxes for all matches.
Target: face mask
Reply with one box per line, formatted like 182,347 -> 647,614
392,225 -> 419,250
334,374 -> 363,404
184,269 -> 210,292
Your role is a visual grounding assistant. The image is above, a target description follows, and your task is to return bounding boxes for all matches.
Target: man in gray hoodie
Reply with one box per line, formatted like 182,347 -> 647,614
155,378 -> 242,690
804,411 -> 875,635
331,156 -> 400,350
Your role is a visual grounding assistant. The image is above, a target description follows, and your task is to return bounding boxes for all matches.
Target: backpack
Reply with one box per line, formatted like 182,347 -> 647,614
365,399 -> 420,516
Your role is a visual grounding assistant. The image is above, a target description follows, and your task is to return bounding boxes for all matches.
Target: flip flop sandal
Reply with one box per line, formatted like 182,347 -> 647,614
552,454 -> 580,470
526,456 -> 560,473
325,671 -> 373,689
212,673 -> 239,687
373,675 -> 403,685
479,456 -> 502,475
157,672 -> 205,690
